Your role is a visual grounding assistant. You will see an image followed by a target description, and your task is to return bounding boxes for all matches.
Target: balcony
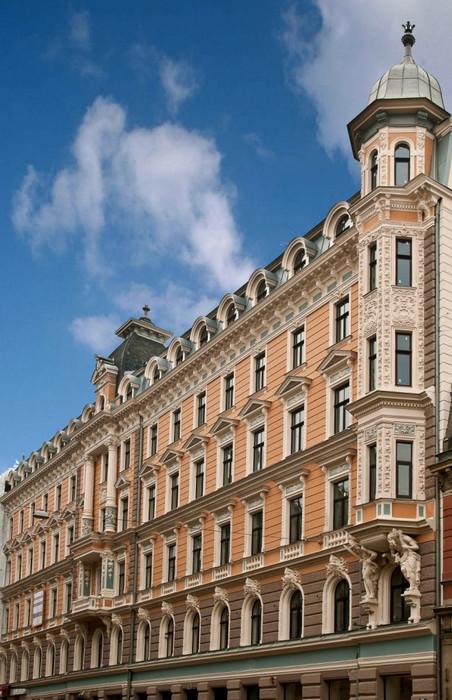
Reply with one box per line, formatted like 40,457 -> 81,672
212,564 -> 231,581
72,595 -> 103,613
242,553 -> 264,572
185,573 -> 202,588
323,529 -> 349,549
137,589 -> 153,603
280,541 -> 304,561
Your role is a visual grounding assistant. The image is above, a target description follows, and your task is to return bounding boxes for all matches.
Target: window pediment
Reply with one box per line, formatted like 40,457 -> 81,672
183,433 -> 208,453
317,349 -> 356,379
277,375 -> 311,408
239,398 -> 271,423
139,462 -> 160,480
115,473 -> 130,490
161,448 -> 183,467
210,417 -> 238,438
61,505 -> 76,521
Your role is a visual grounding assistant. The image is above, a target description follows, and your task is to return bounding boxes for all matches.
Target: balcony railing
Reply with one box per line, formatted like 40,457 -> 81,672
185,573 -> 202,588
161,581 -> 176,596
212,564 -> 231,581
72,595 -> 102,612
242,553 -> 264,572
280,541 -> 303,561
323,529 -> 349,549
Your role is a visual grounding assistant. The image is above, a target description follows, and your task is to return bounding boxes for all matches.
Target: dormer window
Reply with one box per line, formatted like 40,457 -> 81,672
370,150 -> 378,190
175,346 -> 184,366
293,248 -> 306,273
199,325 -> 209,347
335,215 -> 351,238
256,279 -> 267,302
226,303 -> 237,327
152,366 -> 160,383
394,143 -> 410,186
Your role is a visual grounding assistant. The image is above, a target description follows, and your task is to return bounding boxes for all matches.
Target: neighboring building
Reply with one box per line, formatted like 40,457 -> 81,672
2,22 -> 452,700
0,473 -> 8,654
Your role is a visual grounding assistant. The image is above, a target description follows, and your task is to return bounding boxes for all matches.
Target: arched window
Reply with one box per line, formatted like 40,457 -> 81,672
46,644 -> 56,677
59,639 -> 68,674
394,143 -> 410,186
98,395 -> 105,411
256,279 -> 268,302
289,590 -> 303,640
226,303 -> 237,327
126,385 -> 133,402
216,606 -> 227,650
91,630 -> 104,668
20,650 -> 29,681
166,618 -> 174,657
199,326 -> 209,347
152,365 -> 160,384
334,579 -> 350,633
110,627 -> 123,665
175,346 -> 184,366
73,635 -> 85,671
191,612 -> 200,653
9,653 -> 17,683
143,623 -> 151,660
293,248 -> 306,274
335,215 -> 351,238
370,150 -> 378,190
250,599 -> 262,645
390,568 -> 409,623
32,646 -> 42,679
0,655 -> 7,683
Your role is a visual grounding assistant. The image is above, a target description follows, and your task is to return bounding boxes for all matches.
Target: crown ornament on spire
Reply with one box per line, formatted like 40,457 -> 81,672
401,21 -> 416,62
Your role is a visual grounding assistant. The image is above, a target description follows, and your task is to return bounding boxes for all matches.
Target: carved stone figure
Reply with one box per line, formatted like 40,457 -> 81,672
213,586 -> 229,604
185,594 -> 200,612
243,577 -> 261,596
281,567 -> 302,590
326,555 -> 348,579
387,529 -> 421,594
346,535 -> 380,601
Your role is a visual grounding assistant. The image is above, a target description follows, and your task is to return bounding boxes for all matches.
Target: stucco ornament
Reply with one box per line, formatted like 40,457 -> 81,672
186,594 -> 200,612
281,567 -> 302,590
243,577 -> 261,596
326,555 -> 348,579
387,529 -> 421,594
213,586 -> 229,604
345,536 -> 380,602
161,601 -> 174,616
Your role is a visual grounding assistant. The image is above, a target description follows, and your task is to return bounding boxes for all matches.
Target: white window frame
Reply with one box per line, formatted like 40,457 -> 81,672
171,407 -> 182,443
393,327 -> 418,392
322,572 -> 352,634
51,530 -> 60,564
251,349 -> 267,394
193,387 -> 208,429
163,535 -> 177,584
222,371 -> 235,412
287,321 -> 307,371
139,542 -> 154,591
324,461 -> 351,532
114,553 -> 126,597
117,491 -> 129,532
243,493 -> 266,558
212,422 -> 236,489
166,464 -> 180,512
186,522 -> 203,576
280,479 -> 305,547
329,290 -> 352,346
213,508 -> 232,568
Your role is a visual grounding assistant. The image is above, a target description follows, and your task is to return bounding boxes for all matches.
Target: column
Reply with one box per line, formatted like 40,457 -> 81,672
411,662 -> 437,700
301,673 -> 322,700
81,456 -> 95,535
105,440 -> 118,532
258,677 -> 276,700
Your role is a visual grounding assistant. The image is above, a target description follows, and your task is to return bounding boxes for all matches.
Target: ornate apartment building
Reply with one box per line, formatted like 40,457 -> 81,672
2,23 -> 452,700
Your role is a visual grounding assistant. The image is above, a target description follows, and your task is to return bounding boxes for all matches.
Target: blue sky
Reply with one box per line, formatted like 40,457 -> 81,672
2,0 -> 452,470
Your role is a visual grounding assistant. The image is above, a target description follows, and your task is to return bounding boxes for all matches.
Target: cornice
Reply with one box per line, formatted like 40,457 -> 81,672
347,390 -> 431,419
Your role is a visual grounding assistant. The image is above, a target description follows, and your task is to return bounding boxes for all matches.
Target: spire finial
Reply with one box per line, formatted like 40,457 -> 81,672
401,21 -> 416,63
142,304 -> 150,318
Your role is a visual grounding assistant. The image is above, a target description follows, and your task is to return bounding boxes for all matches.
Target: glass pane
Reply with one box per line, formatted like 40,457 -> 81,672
384,675 -> 412,700
396,333 -> 411,351
396,354 -> 411,385
395,161 -> 409,186
328,679 -> 350,700
396,258 -> 411,286
397,462 -> 411,497
397,239 -> 411,256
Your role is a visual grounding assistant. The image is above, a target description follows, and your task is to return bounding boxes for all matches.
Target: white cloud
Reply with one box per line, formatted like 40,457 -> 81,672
70,10 -> 91,51
159,56 -> 198,114
70,314 -> 119,354
243,132 -> 273,159
281,1 -> 452,161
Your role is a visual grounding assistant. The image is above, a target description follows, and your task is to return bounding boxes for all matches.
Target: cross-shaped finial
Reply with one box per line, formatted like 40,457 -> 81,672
142,304 -> 150,318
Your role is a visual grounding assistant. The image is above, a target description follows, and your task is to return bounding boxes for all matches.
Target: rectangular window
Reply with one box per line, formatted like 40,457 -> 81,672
123,439 -> 131,470
327,679 -> 350,700
395,332 -> 412,386
396,441 -> 413,498
251,511 -> 263,555
383,675 -> 412,700
254,352 -> 266,392
65,581 -> 72,613
194,460 -> 204,499
19,510 -> 24,533
197,391 -> 206,426
118,561 -> 125,595
335,296 -> 350,342
396,238 -> 412,287
224,373 -> 234,410
369,241 -> 377,291
290,405 -> 305,454
369,444 -> 377,502
222,443 -> 233,485
170,473 -> 179,510
220,523 -> 231,565
30,501 -> 35,522
17,554 -> 22,581
368,335 -> 377,391
145,552 -> 153,589
14,603 -> 19,630
121,497 -> 129,530
333,382 -> 350,433
252,428 -> 264,472
28,547 -> 33,575
53,532 -> 60,563
173,408 -> 181,442
56,484 -> 62,511
43,493 -> 48,512
289,496 -> 303,543
100,508 -> 106,532
67,525 -> 75,551
25,599 -> 31,627
150,424 -> 158,456
147,484 -> 156,521
101,452 -> 109,482
40,539 -> 46,568
70,475 -> 77,502
192,533 -> 202,573
292,326 -> 305,368
50,587 -> 57,618
167,543 -> 176,582
333,479 -> 349,530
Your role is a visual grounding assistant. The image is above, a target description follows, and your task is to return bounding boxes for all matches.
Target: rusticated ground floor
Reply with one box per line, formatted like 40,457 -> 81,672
5,630 -> 437,700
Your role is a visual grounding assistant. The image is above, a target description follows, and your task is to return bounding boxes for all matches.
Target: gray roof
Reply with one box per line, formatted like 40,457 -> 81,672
368,56 -> 444,108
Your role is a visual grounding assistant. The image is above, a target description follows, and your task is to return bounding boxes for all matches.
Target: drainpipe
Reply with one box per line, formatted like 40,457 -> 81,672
127,413 -> 144,700
435,199 -> 443,699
